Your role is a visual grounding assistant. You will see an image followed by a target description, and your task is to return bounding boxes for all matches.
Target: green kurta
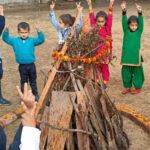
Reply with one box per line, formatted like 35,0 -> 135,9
121,14 -> 144,66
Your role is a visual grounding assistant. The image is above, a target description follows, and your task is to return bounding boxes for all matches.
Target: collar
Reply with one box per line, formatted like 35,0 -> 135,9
20,37 -> 29,40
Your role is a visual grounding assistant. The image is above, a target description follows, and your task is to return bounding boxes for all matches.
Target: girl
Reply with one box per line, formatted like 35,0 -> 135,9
86,0 -> 114,89
121,1 -> 144,94
49,2 -> 83,49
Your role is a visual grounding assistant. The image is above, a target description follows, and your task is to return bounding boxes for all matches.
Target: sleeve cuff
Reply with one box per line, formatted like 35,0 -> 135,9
138,12 -> 142,16
49,11 -> 54,17
108,8 -> 113,14
122,11 -> 126,15
4,30 -> 8,33
89,9 -> 94,13
21,126 -> 41,143
0,15 -> 4,18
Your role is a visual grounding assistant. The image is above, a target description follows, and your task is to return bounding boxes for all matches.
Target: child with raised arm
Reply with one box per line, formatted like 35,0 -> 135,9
0,5 -> 11,105
49,1 -> 83,48
3,23 -> 45,101
86,0 -> 114,89
121,2 -> 144,94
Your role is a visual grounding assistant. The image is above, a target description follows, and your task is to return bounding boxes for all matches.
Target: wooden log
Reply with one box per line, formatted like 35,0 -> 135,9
84,81 -> 108,150
76,79 -> 104,150
82,16 -> 91,33
68,62 -> 78,92
76,91 -> 90,150
66,122 -> 75,150
40,106 -> 50,150
111,115 -> 129,150
35,11 -> 82,117
46,91 -> 76,150
100,96 -> 117,150
84,64 -> 94,80
0,107 -> 24,127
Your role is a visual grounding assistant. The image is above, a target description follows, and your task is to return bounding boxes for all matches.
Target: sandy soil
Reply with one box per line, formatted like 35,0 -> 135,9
0,1 -> 150,149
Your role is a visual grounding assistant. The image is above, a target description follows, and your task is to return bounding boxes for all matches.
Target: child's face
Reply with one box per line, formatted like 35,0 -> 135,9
129,22 -> 138,32
96,17 -> 106,27
58,18 -> 69,29
18,28 -> 30,40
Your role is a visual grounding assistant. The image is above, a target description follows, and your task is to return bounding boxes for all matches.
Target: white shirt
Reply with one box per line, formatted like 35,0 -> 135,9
19,126 -> 41,150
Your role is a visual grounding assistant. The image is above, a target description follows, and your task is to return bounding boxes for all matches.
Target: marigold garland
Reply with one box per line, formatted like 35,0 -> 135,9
117,106 -> 150,128
52,39 -> 111,64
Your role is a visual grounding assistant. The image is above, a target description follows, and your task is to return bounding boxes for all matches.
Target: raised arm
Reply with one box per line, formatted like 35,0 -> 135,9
33,26 -> 45,46
49,2 -> 59,31
75,2 -> 83,30
2,25 -> 16,46
136,3 -> 144,33
86,0 -> 96,26
121,1 -> 128,32
106,0 -> 114,30
0,5 -> 5,36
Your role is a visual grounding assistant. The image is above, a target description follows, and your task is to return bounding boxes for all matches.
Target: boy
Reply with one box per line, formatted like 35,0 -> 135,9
121,1 -> 144,94
0,5 -> 11,105
3,22 -> 45,101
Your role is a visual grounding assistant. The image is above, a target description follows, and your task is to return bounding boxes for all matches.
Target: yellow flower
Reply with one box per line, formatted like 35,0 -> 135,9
64,56 -> 68,61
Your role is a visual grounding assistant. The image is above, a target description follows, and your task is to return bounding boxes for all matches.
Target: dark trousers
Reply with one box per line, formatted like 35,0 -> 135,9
0,58 -> 3,80
19,63 -> 38,96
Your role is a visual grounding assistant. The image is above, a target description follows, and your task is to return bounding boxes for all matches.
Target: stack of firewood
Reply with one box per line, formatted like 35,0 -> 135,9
38,62 -> 129,150
34,13 -> 129,150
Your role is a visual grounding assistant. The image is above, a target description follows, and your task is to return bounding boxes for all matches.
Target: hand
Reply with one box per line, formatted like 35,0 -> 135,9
21,100 -> 37,127
86,0 -> 92,10
136,3 -> 142,13
0,5 -> 4,16
121,1 -> 126,12
17,83 -> 35,111
5,24 -> 9,31
35,25 -> 40,32
76,2 -> 80,10
50,1 -> 55,11
76,2 -> 83,13
109,0 -> 114,8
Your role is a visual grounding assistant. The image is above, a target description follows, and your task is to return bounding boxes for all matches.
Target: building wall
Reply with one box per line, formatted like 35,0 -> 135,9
0,0 -> 39,5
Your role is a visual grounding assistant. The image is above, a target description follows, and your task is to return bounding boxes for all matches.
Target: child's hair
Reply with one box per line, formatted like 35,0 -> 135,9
96,11 -> 108,21
128,16 -> 138,25
59,14 -> 75,26
18,22 -> 30,31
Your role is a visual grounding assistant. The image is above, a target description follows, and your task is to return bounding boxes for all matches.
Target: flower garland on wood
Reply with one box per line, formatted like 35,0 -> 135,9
117,106 -> 150,129
52,38 -> 111,64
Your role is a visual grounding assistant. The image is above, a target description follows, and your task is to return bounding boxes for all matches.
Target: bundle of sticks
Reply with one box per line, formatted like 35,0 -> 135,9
36,13 -> 129,150
39,62 -> 129,150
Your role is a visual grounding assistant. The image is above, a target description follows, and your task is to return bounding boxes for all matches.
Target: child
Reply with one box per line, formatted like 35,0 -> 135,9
3,23 -> 45,101
49,1 -> 83,48
121,1 -> 144,94
0,5 -> 11,105
86,0 -> 114,89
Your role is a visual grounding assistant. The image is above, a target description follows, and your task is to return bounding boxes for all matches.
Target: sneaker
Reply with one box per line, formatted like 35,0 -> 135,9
122,88 -> 131,94
35,95 -> 39,102
131,89 -> 141,94
0,98 -> 11,105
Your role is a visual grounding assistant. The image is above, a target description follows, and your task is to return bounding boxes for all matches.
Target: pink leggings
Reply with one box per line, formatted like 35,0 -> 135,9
96,64 -> 110,84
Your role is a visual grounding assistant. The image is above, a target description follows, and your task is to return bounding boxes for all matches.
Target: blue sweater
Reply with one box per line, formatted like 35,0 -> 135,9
2,31 -> 45,64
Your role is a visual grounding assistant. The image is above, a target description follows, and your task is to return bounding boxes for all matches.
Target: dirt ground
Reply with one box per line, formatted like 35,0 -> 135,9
0,0 -> 150,149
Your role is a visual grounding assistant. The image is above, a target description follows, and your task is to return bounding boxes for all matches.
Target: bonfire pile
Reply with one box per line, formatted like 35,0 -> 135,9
38,17 -> 130,150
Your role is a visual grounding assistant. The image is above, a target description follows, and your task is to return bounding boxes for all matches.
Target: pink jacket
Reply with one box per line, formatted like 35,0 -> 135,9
89,9 -> 113,64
